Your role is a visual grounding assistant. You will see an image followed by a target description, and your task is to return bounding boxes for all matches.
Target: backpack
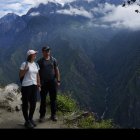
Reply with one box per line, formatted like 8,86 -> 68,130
19,62 -> 28,84
37,56 -> 57,80
38,56 -> 57,70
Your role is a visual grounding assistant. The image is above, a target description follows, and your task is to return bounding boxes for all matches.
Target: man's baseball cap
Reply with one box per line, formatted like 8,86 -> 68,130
27,50 -> 38,56
42,46 -> 51,52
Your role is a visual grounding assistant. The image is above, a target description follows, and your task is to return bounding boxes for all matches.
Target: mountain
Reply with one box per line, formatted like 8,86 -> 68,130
98,0 -> 123,5
94,30 -> 140,128
0,13 -> 26,37
0,1 -> 115,116
0,0 -> 139,128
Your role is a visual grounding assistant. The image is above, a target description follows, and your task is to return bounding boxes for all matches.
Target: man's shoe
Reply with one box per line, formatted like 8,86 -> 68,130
39,117 -> 45,123
50,116 -> 57,122
24,121 -> 34,129
29,120 -> 37,127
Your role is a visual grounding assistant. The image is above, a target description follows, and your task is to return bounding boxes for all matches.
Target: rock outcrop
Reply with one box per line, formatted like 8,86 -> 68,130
0,83 -> 22,112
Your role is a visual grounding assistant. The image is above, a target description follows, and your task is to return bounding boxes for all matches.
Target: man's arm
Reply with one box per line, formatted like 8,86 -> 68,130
55,66 -> 61,85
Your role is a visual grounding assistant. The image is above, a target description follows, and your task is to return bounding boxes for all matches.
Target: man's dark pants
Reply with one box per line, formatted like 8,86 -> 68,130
39,80 -> 57,118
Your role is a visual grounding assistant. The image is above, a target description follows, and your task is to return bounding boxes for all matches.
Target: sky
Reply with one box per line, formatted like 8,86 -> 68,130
0,0 -> 140,30
93,2 -> 140,30
0,0 -> 75,18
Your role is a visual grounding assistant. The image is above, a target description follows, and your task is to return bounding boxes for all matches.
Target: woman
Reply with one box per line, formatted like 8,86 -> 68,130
19,50 -> 41,129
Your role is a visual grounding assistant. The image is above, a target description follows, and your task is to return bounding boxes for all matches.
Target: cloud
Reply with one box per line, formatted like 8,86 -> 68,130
93,3 -> 140,30
92,3 -> 116,14
29,12 -> 40,16
57,6 -> 93,18
1,0 -> 140,31
0,0 -> 76,18
84,0 -> 95,3
0,0 -> 30,17
23,0 -> 75,6
5,3 -> 22,10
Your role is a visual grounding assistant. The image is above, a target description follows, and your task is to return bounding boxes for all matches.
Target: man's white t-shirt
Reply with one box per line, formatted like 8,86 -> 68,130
20,62 -> 40,87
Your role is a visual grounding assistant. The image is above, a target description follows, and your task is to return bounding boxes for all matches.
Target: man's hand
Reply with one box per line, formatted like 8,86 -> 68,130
38,87 -> 41,92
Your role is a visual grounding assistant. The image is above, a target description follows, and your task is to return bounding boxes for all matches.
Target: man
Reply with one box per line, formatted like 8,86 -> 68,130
37,45 -> 60,122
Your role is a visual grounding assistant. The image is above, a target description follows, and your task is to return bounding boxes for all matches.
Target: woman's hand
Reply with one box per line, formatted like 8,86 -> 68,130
57,81 -> 61,87
37,83 -> 41,92
37,83 -> 41,87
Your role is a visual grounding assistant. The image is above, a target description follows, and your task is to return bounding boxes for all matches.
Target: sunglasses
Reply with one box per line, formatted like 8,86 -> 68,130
43,49 -> 50,52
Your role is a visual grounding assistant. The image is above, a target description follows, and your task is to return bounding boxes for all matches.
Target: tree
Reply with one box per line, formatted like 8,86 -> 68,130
122,0 -> 140,13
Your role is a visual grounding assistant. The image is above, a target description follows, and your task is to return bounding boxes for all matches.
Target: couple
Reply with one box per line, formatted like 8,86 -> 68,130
19,45 -> 61,129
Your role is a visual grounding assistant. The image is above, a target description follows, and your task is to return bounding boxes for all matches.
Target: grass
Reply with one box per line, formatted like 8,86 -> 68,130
46,93 -> 78,114
46,93 -> 115,128
57,94 -> 77,113
78,117 -> 114,129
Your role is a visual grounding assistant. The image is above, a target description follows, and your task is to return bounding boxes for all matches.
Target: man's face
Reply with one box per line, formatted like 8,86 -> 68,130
42,50 -> 50,57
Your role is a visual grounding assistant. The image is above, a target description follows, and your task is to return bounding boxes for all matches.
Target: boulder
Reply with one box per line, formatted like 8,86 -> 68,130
0,83 -> 22,112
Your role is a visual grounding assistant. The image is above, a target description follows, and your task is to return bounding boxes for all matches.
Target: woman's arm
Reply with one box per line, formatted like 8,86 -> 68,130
37,73 -> 41,87
19,69 -> 28,78
19,62 -> 29,78
37,73 -> 41,92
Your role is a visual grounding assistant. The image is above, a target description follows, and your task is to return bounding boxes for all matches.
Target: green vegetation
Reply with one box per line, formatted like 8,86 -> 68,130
78,117 -> 114,129
57,94 -> 77,113
51,94 -> 115,128
47,93 -> 78,114
0,1 -> 140,128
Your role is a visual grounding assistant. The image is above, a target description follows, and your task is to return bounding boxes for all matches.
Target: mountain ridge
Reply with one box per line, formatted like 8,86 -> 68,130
0,0 -> 140,128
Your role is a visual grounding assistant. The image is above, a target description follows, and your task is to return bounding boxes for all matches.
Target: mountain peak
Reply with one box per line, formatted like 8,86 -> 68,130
2,13 -> 19,19
0,13 -> 20,23
26,2 -> 63,16
98,0 -> 123,5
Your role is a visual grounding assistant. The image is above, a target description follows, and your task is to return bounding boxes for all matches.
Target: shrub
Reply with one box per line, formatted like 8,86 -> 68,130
46,93 -> 77,113
92,119 -> 114,129
57,94 -> 77,113
78,115 -> 95,128
78,116 -> 114,129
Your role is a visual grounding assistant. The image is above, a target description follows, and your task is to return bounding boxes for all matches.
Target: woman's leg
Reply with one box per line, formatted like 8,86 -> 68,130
21,86 -> 29,122
29,85 -> 37,121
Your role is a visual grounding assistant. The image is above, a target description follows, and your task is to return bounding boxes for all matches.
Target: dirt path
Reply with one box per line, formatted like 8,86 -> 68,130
0,103 -> 67,129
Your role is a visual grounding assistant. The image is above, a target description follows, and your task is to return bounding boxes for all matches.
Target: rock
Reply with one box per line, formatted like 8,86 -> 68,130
15,105 -> 21,111
0,83 -> 22,112
64,111 -> 96,125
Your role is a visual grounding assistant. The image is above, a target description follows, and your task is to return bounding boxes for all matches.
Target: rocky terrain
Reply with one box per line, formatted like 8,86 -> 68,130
0,84 -> 21,112
0,84 -> 67,128
0,84 -> 114,129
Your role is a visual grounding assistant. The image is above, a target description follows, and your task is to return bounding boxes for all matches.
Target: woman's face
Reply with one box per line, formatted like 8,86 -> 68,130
31,53 -> 37,61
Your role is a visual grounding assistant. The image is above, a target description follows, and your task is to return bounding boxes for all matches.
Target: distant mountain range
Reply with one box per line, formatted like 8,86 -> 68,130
94,30 -> 140,127
1,0 -> 140,128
